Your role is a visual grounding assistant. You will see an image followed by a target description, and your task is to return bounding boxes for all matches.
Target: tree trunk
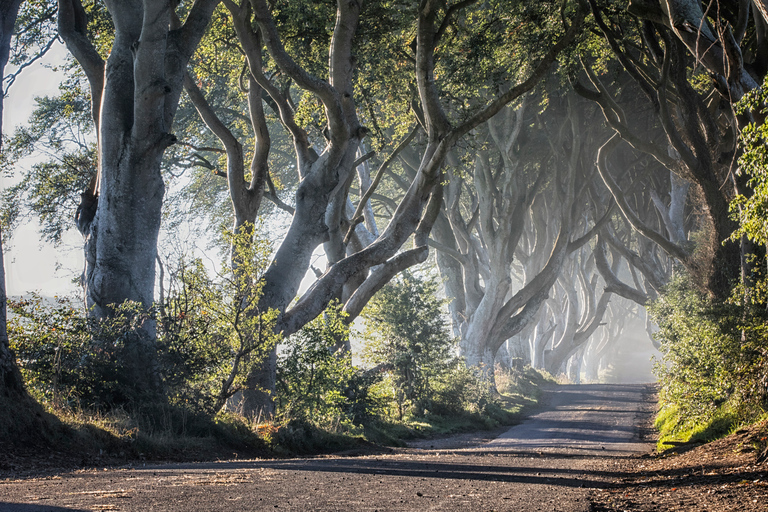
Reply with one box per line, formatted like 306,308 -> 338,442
0,0 -> 25,397
1,228 -> 23,396
58,0 -> 220,398
0,0 -> 70,449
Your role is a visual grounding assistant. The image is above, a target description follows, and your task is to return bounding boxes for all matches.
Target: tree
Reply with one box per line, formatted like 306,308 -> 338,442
0,0 -> 67,448
1,0 -> 587,413
362,271 -> 455,419
541,244 -> 612,375
1,0 -> 25,399
57,0 -> 220,318
55,0 -> 221,390
430,88 -> 612,378
197,0 -> 589,414
579,0 -> 768,300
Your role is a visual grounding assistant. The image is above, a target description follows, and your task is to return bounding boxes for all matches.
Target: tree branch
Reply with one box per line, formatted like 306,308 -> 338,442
450,1 -> 587,142
57,0 -> 105,127
595,134 -> 694,268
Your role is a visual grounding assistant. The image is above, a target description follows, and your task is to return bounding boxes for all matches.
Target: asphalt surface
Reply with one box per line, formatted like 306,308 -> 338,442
0,383 -> 655,511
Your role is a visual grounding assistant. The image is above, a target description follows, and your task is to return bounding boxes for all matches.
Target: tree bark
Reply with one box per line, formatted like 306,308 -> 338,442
57,0 -> 220,395
0,0 -> 25,397
0,227 -> 23,396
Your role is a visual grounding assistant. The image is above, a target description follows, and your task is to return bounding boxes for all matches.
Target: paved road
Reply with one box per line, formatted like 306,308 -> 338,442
0,383 -> 654,511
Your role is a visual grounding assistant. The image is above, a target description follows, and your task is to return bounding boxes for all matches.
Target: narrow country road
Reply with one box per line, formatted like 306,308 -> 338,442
0,383 -> 655,511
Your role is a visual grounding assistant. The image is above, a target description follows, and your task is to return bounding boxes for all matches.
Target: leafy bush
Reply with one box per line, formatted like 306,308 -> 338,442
8,224 -> 279,416
276,303 -> 385,430
158,236 -> 279,414
731,82 -> 768,245
362,270 -> 471,419
9,295 -> 161,408
649,273 -> 768,442
430,364 -> 494,416
495,364 -> 556,397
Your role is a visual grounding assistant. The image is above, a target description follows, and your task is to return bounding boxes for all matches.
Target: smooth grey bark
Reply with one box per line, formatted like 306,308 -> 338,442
627,0 -> 758,100
57,0 -> 221,393
595,234 -> 649,306
650,171 -> 690,246
0,0 -> 26,397
431,91 -> 613,380
543,263 -> 613,374
59,0 -> 220,316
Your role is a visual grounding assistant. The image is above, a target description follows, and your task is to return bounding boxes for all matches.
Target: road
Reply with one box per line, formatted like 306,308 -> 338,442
0,383 -> 654,511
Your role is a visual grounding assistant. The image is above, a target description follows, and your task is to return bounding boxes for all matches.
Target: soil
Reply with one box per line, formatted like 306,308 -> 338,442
588,417 -> 768,511
1,384 -> 766,511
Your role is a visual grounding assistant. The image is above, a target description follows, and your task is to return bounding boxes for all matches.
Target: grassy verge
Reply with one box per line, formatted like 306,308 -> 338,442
4,366 -> 553,464
357,366 -> 555,449
655,404 -> 768,453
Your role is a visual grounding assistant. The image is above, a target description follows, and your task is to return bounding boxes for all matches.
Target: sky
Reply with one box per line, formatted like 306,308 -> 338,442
0,41 -> 320,301
2,42 -> 82,298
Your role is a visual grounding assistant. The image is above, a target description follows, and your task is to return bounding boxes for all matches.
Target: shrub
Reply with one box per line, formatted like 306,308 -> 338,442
8,295 -> 161,408
276,303 -> 384,429
430,364 -> 494,416
649,273 -> 768,439
8,224 -> 279,416
361,270 -> 465,419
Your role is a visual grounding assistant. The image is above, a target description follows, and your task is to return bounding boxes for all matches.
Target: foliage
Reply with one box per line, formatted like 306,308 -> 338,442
429,364 -> 495,416
649,273 -> 768,444
0,76 -> 95,245
495,364 -> 557,398
276,303 -> 383,429
9,295 -> 160,408
731,81 -> 768,245
157,222 -> 280,413
9,223 -> 279,414
362,270 -> 459,419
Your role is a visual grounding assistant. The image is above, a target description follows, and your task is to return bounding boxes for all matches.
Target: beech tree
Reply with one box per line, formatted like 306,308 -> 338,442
57,0 -> 220,319
0,0 -> 25,399
428,88 -> 614,378
0,0 -> 62,448
580,0 -> 768,300
176,0 -> 588,414
541,245 -> 613,375
1,0 -> 588,413
53,0 -> 221,391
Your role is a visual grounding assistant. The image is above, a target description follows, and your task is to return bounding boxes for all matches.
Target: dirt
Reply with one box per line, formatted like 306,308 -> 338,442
1,384 -> 766,511
588,418 -> 768,511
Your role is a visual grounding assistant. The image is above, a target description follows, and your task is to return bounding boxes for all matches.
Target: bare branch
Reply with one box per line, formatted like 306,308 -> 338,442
595,134 -> 693,267
58,0 -> 105,126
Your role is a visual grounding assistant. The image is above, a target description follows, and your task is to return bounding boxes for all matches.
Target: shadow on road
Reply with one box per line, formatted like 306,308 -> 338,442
0,503 -> 90,512
138,455 -> 634,490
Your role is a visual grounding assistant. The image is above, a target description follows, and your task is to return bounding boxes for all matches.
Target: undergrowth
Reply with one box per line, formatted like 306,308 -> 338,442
4,270 -> 550,461
650,273 -> 768,452
12,363 -> 548,461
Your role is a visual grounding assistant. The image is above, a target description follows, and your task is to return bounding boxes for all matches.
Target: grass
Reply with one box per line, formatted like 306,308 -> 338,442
3,365 -> 553,463
2,400 -> 270,463
654,403 -> 768,453
358,366 -> 554,448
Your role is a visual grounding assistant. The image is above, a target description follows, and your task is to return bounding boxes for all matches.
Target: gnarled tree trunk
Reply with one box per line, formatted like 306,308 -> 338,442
0,0 -> 24,398
58,0 -> 220,395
